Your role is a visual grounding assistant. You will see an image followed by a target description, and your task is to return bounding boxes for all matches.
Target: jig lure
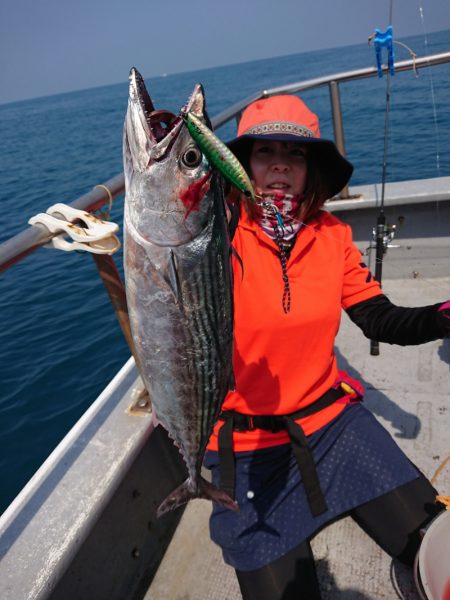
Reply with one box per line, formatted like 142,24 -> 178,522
184,111 -> 256,202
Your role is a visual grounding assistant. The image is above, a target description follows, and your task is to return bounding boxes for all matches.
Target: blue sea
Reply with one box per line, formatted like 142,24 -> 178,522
1,30 -> 449,513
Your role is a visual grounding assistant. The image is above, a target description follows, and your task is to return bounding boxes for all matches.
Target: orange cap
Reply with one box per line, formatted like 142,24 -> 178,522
237,95 -> 320,139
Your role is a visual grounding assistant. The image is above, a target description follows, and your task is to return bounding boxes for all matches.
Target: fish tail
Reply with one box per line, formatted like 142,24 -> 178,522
156,476 -> 239,518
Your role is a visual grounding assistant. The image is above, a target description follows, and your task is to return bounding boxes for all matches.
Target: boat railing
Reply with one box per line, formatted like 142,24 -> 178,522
1,51 -> 449,274
210,51 -> 450,131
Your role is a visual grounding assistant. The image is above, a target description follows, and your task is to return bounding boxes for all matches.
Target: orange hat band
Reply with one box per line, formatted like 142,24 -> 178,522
242,121 -> 316,138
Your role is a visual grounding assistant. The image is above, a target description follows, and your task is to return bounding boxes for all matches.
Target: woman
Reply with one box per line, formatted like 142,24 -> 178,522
204,95 -> 450,599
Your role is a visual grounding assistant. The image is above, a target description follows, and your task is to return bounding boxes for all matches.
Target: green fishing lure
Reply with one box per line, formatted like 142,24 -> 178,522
184,111 -> 256,201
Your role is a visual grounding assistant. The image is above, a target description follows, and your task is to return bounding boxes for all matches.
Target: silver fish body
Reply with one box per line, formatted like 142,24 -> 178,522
123,68 -> 237,516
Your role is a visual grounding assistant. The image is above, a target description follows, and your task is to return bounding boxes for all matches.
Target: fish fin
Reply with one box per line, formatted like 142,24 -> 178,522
157,476 -> 239,518
231,245 -> 244,281
163,249 -> 182,301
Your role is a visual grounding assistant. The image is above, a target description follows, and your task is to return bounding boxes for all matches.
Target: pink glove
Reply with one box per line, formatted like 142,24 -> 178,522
438,301 -> 450,332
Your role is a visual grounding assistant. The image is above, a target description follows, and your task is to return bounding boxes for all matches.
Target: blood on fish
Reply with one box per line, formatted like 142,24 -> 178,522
180,171 -> 211,217
444,579 -> 450,600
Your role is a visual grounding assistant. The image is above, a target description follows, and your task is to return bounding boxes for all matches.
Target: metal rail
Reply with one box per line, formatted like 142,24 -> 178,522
0,174 -> 125,273
1,51 -> 449,273
210,52 -> 450,129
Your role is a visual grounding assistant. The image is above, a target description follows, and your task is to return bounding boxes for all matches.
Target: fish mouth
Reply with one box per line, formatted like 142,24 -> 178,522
129,67 -> 181,150
130,68 -> 156,130
127,68 -> 207,161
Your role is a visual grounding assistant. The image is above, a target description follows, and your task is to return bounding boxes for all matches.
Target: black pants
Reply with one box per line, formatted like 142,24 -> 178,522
235,476 -> 443,600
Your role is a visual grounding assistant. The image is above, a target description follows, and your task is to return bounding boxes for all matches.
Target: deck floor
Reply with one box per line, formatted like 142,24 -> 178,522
146,275 -> 450,600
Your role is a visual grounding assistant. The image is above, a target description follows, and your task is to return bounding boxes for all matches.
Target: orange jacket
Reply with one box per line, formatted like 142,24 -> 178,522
207,206 -> 381,452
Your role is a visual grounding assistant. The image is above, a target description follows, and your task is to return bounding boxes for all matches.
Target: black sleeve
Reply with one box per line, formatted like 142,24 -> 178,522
346,294 -> 448,345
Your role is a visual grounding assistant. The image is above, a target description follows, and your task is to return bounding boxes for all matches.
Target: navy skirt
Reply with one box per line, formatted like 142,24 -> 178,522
203,404 -> 420,571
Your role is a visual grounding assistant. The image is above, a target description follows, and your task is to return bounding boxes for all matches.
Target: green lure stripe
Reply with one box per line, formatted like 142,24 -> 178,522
184,112 -> 256,201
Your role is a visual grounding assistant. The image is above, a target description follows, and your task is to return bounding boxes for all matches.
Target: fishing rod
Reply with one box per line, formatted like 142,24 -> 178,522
368,14 -> 395,356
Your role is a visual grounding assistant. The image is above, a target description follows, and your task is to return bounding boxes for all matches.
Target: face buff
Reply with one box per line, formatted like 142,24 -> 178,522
257,191 -> 303,242
257,191 -> 304,314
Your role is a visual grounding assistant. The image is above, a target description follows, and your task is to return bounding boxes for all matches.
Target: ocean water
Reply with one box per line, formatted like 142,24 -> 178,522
0,30 -> 449,513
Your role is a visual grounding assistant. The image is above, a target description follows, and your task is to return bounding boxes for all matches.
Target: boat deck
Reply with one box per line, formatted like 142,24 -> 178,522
146,275 -> 450,600
1,191 -> 448,600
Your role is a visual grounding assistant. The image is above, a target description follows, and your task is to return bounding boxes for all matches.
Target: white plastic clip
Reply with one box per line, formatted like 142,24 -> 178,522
28,205 -> 120,255
50,234 -> 121,254
46,203 -> 118,239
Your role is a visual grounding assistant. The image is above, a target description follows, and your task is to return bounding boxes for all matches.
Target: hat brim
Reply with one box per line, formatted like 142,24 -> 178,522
227,133 -> 353,198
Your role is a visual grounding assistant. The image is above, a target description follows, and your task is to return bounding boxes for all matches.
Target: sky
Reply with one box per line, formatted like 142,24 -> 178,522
1,0 -> 449,105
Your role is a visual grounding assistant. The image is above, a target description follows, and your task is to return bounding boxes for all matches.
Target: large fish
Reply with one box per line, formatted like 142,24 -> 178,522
123,68 -> 237,517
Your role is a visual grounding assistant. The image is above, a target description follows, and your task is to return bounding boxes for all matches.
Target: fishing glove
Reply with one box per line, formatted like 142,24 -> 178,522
437,301 -> 450,336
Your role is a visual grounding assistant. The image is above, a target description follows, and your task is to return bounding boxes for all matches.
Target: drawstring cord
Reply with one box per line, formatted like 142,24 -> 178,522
261,201 -> 292,314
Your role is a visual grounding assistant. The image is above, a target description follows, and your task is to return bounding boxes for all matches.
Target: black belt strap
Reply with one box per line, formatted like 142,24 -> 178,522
282,416 -> 327,516
218,386 -> 347,517
218,415 -> 236,499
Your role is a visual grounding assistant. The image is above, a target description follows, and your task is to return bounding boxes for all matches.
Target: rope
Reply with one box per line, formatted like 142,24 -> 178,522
431,454 -> 450,485
430,455 -> 450,509
436,495 -> 450,509
94,184 -> 114,220
393,40 -> 418,76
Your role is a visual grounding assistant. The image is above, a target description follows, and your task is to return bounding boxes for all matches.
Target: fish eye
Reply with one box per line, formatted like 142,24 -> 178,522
181,146 -> 203,169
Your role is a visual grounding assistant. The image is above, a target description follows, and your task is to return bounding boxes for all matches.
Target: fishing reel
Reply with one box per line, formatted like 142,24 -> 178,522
368,221 -> 398,256
367,219 -> 398,357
